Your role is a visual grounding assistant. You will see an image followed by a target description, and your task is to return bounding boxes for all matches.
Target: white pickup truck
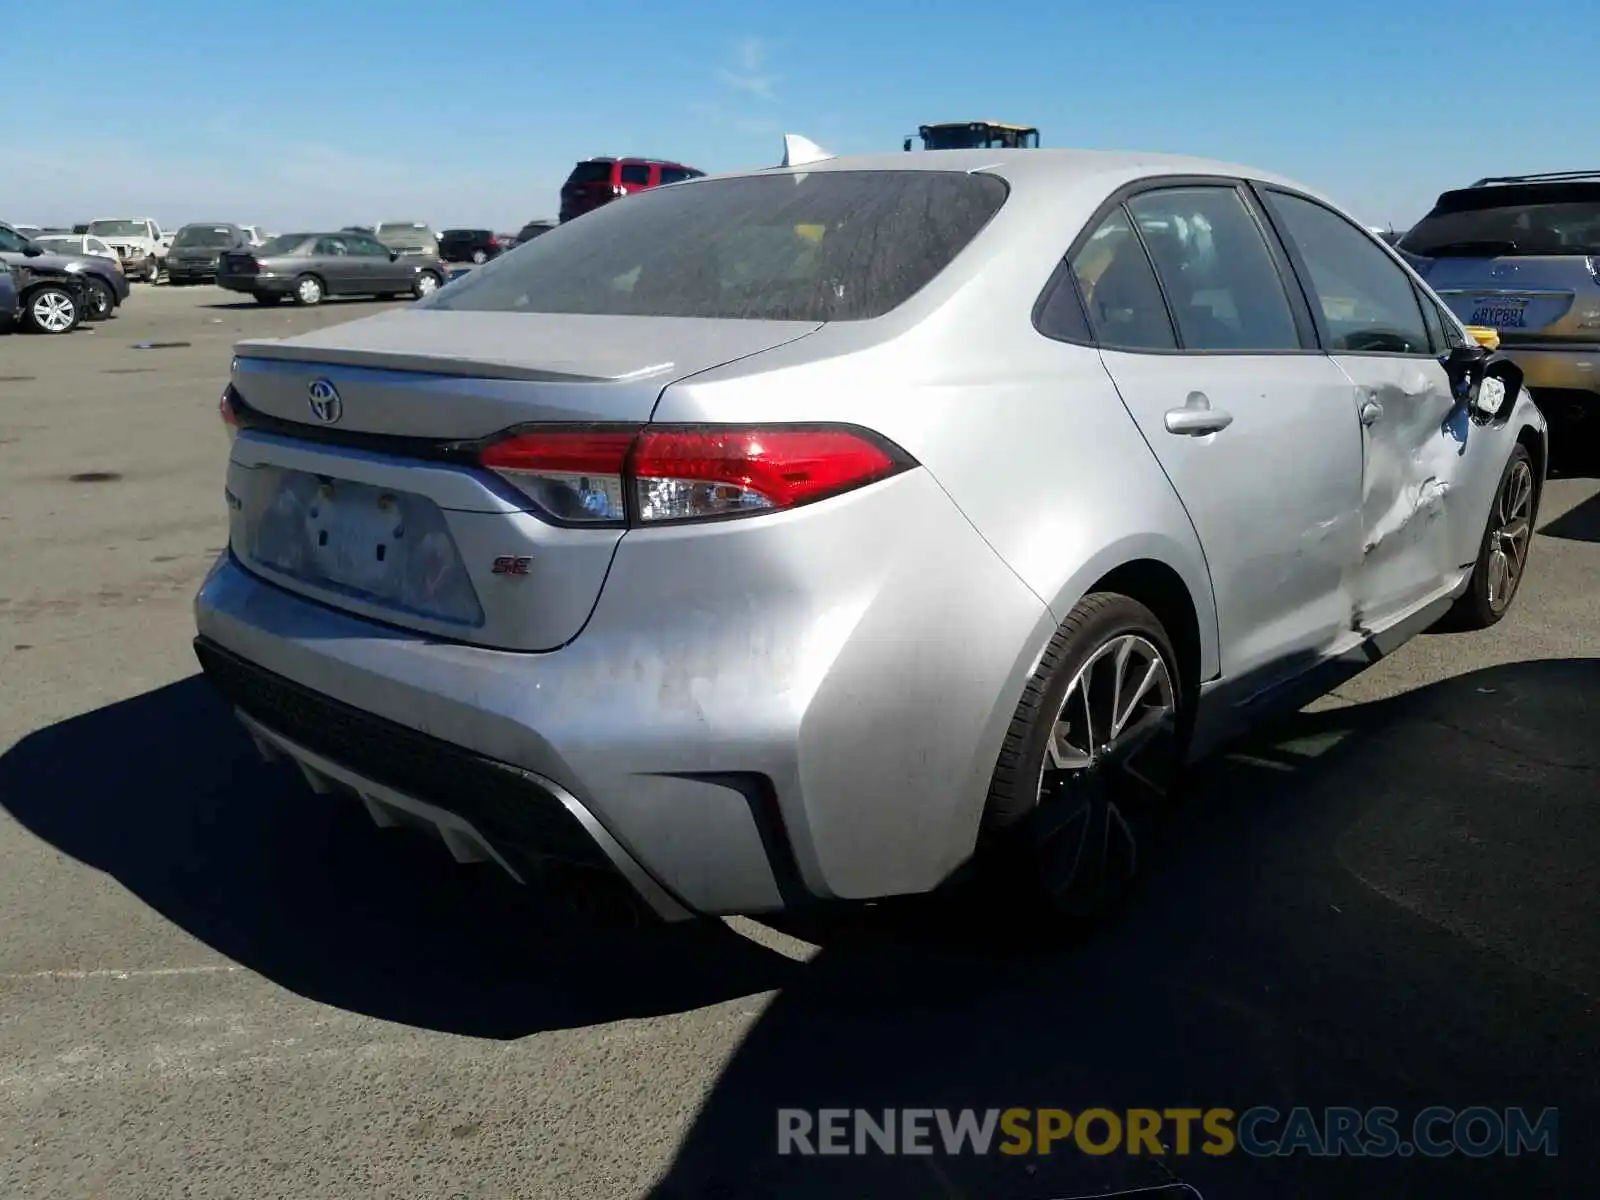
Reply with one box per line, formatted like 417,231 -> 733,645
84,217 -> 167,282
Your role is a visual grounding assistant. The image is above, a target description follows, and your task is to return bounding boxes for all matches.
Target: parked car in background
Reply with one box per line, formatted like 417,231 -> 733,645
215,230 -> 446,306
13,224 -> 43,239
240,225 -> 268,247
0,220 -> 129,320
341,225 -> 374,234
195,145 -> 1546,928
85,217 -> 166,281
5,261 -> 89,334
1399,170 -> 1600,439
374,221 -> 439,258
166,223 -> 253,285
558,157 -> 704,223
512,218 -> 557,246
437,228 -> 504,264
35,232 -> 120,263
0,260 -> 17,329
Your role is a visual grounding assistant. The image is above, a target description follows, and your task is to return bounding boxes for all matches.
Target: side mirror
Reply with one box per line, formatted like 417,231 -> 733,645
21,242 -> 43,257
902,137 -> 914,152
389,250 -> 399,261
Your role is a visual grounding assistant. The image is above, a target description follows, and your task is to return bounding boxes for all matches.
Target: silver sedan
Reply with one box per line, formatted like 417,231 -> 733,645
194,143 -> 1546,926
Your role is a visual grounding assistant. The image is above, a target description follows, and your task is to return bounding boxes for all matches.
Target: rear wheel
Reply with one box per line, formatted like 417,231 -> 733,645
983,593 -> 1187,925
471,248 -> 488,264
292,274 -> 324,306
413,270 -> 441,299
83,277 -> 115,320
21,285 -> 82,334
1445,443 -> 1535,630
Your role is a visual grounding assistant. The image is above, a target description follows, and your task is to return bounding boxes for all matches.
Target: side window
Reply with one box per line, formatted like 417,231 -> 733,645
1265,191 -> 1432,355
659,167 -> 693,185
0,225 -> 29,252
1125,187 -> 1302,351
350,236 -> 390,257
1068,208 -> 1177,351
314,237 -> 349,256
620,164 -> 651,186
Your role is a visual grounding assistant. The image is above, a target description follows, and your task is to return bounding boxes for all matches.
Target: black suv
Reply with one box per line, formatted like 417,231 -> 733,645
438,229 -> 504,264
512,219 -> 556,246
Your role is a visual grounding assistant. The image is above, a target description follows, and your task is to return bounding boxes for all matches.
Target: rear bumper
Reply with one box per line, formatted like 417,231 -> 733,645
193,468 -> 1052,918
1497,345 -> 1600,397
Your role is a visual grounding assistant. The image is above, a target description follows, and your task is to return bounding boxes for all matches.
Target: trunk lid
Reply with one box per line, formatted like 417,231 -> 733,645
226,309 -> 821,651
1419,255 -> 1593,340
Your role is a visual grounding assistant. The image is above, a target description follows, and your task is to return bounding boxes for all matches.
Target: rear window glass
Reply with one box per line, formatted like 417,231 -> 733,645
1400,183 -> 1600,256
424,170 -> 1009,322
257,234 -> 308,255
566,161 -> 614,185
174,226 -> 236,247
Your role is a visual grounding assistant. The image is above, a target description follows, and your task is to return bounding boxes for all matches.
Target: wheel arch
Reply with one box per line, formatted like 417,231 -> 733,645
1084,558 -> 1205,708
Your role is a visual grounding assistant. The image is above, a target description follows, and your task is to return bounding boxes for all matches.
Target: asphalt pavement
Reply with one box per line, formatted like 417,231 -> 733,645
0,283 -> 1596,1198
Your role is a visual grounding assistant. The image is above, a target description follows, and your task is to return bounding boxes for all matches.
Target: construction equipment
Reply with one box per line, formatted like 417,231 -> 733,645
903,121 -> 1040,152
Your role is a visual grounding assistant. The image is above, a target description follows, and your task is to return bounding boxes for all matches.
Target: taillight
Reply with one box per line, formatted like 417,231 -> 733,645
476,425 -> 914,527
219,386 -> 240,441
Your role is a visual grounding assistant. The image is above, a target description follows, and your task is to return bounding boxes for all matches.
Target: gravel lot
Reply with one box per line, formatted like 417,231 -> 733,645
1,283 -> 1596,1199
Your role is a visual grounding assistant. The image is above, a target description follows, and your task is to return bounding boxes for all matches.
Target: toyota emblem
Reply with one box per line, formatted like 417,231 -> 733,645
307,378 -> 342,424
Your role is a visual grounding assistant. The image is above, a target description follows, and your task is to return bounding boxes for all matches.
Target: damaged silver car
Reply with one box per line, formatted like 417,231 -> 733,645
194,144 -> 1547,926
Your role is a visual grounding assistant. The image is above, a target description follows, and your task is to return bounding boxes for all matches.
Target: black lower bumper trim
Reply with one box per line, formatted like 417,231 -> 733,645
193,637 -> 618,876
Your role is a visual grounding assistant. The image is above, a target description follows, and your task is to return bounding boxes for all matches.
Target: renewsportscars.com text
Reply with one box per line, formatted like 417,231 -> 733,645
777,1106 -> 1558,1159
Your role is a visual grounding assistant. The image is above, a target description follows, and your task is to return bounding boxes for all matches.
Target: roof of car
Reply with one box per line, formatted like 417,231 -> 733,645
722,147 -> 1333,206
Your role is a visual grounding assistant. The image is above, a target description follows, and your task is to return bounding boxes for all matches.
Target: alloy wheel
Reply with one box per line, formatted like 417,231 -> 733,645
297,277 -> 322,304
1486,458 -> 1533,613
1031,633 -> 1178,913
415,273 -> 439,296
32,292 -> 76,333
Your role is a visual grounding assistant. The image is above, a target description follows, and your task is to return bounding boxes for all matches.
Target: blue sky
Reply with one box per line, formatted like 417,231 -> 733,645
0,0 -> 1591,233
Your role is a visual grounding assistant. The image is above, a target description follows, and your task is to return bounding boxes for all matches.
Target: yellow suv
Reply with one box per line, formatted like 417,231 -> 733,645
1399,171 -> 1600,438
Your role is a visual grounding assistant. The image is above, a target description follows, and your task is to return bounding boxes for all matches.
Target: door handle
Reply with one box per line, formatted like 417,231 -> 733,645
1359,399 -> 1384,426
1164,391 -> 1234,436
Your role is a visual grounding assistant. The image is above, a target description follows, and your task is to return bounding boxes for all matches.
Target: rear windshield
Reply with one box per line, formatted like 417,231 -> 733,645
424,170 -> 1010,322
174,225 -> 236,247
565,161 -> 614,186
257,234 -> 309,256
1400,183 -> 1600,256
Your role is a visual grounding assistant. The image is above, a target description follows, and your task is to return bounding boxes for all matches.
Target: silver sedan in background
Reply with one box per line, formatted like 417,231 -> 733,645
214,230 -> 446,306
194,145 -> 1545,927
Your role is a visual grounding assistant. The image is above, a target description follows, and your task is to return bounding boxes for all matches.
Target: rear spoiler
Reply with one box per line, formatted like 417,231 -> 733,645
780,134 -> 833,167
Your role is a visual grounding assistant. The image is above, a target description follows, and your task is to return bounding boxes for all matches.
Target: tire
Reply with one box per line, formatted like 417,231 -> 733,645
982,592 -> 1188,924
1444,443 -> 1536,631
253,293 -> 284,306
292,274 -> 324,306
83,277 -> 115,320
412,270 -> 441,299
20,285 -> 82,335
470,249 -> 488,264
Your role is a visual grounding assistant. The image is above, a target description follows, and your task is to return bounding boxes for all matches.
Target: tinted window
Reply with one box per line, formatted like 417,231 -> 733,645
1400,182 -> 1600,256
425,170 -> 1009,322
1265,191 -> 1431,355
567,161 -> 613,185
258,234 -> 308,256
620,164 -> 651,186
1069,209 -> 1177,350
1126,187 -> 1301,351
659,167 -> 695,185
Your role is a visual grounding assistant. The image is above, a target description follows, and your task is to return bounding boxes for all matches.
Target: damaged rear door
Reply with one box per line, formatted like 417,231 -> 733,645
1260,188 -> 1465,629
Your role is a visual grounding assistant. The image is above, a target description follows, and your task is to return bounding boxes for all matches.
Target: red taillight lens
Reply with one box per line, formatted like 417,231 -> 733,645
476,425 -> 912,526
219,387 -> 239,439
632,428 -> 903,522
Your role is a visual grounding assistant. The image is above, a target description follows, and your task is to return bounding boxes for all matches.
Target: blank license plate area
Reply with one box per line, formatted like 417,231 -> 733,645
243,468 -> 483,626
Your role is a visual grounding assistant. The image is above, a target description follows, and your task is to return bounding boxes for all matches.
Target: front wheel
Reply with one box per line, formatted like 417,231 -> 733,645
412,270 -> 441,299
1445,443 -> 1536,630
292,274 -> 324,306
21,285 -> 82,334
982,592 -> 1187,925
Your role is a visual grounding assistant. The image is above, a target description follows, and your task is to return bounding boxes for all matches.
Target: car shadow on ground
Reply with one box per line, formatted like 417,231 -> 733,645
199,298 -> 407,312
642,657 -> 1599,1200
1541,486 -> 1600,543
0,675 -> 799,1038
